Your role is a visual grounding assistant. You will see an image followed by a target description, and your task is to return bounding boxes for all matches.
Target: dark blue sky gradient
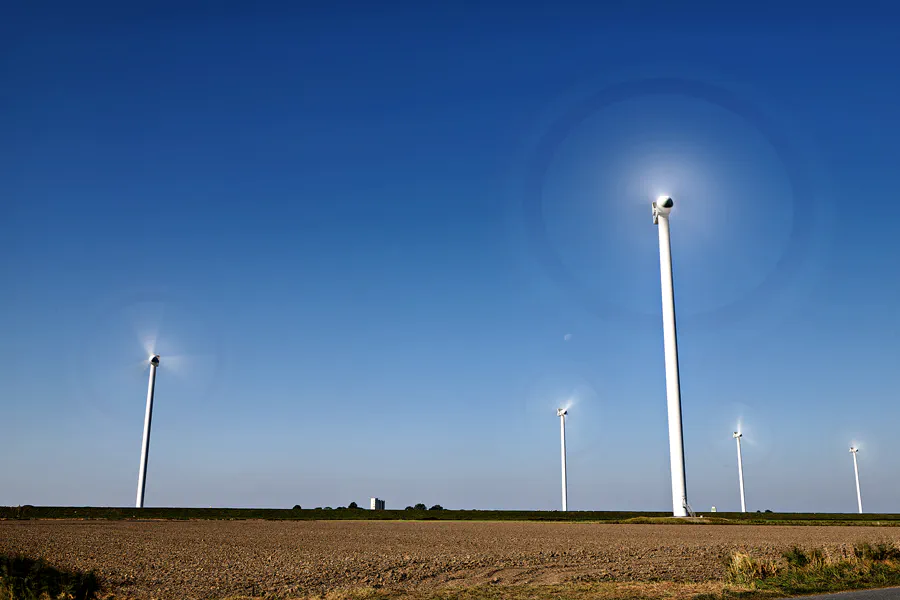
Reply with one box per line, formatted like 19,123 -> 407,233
2,2 -> 899,511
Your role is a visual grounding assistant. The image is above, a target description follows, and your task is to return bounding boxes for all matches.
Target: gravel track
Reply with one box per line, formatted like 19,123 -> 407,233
2,520 -> 899,599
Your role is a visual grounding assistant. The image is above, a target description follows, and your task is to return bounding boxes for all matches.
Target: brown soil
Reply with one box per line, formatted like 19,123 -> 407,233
2,520 -> 898,599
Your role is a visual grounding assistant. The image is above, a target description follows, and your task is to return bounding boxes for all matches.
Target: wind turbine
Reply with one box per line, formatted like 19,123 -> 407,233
652,196 -> 690,517
733,431 -> 746,513
850,446 -> 862,514
131,332 -> 216,508
81,293 -> 220,507
557,407 -> 568,511
136,354 -> 160,508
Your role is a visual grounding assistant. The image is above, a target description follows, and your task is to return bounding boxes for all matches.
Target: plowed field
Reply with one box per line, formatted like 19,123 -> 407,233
2,520 -> 898,599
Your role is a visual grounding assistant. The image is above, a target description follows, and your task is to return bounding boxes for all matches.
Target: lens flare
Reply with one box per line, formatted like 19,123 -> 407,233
77,291 -> 224,423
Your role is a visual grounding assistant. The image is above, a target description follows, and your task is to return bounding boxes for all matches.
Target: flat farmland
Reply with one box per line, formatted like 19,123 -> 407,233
2,520 -> 900,599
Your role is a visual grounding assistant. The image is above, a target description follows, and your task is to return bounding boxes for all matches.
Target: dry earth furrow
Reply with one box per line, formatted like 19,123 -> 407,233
2,520 -> 898,599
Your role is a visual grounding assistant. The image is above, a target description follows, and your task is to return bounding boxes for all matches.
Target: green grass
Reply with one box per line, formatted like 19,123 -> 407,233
3,505 -> 900,524
724,542 -> 900,597
0,554 -> 99,600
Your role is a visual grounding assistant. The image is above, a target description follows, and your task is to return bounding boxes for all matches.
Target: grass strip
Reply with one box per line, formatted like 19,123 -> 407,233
724,541 -> 900,597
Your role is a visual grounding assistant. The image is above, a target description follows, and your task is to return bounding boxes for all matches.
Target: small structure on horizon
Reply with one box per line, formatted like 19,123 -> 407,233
370,497 -> 385,510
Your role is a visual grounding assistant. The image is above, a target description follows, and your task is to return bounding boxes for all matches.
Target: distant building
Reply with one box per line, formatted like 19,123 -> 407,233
370,497 -> 385,510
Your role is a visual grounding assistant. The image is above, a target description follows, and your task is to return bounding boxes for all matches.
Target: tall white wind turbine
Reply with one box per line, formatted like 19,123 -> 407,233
652,196 -> 690,517
850,446 -> 862,514
733,431 -> 746,513
557,408 -> 568,511
136,354 -> 160,508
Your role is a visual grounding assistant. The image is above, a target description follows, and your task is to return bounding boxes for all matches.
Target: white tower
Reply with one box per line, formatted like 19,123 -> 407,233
850,446 -> 862,514
136,354 -> 159,508
652,197 -> 689,517
557,408 -> 568,512
733,432 -> 746,513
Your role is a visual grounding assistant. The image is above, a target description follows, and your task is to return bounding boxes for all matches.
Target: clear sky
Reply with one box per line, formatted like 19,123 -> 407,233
2,2 -> 899,512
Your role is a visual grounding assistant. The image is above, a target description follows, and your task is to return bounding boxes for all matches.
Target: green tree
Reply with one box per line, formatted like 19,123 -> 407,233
348,502 -> 359,509
429,505 -> 444,511
414,503 -> 427,510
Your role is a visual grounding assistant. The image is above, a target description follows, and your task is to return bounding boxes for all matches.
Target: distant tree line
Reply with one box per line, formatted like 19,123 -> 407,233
291,502 -> 446,510
406,503 -> 443,511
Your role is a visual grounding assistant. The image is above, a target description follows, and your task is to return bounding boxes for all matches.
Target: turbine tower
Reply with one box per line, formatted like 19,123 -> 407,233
652,196 -> 690,517
733,432 -> 746,513
557,408 -> 568,512
850,446 -> 862,514
136,354 -> 160,508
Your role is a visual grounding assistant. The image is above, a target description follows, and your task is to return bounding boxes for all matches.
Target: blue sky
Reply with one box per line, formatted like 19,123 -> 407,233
2,2 -> 899,512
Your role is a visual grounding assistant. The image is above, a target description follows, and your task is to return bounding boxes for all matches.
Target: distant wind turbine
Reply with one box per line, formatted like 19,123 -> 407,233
849,446 -> 862,514
557,407 -> 568,511
733,431 -> 746,513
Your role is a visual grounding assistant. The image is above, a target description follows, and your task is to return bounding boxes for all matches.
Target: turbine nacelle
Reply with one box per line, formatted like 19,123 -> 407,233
733,431 -> 742,439
557,408 -> 567,417
850,446 -> 859,454
149,354 -> 160,367
652,196 -> 674,224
